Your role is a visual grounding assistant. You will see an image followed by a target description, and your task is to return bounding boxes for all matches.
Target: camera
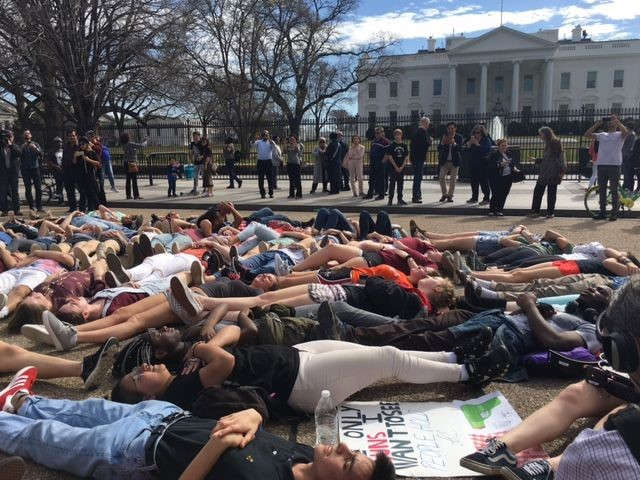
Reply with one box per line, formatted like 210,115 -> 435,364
585,365 -> 640,403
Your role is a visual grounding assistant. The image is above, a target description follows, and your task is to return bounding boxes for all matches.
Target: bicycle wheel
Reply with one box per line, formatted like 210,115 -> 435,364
584,185 -> 602,218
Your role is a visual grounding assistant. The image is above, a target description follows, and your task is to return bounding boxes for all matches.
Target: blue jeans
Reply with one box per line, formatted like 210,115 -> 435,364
296,301 -> 396,327
68,233 -> 96,245
246,207 -> 296,225
236,222 -> 280,255
0,396 -> 181,478
240,250 -> 293,278
150,233 -> 193,251
72,216 -> 137,237
448,309 -> 509,338
103,159 -> 116,189
314,208 -> 353,233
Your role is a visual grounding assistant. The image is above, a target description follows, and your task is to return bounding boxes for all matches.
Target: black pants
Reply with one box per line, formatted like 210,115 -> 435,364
386,165 -> 404,202
77,173 -> 100,211
489,174 -> 512,213
411,159 -> 424,201
531,181 -> 558,214
0,172 -> 20,213
271,163 -> 279,189
53,170 -> 64,202
367,158 -> 385,197
321,158 -> 330,191
21,168 -> 42,211
358,211 -> 392,240
63,170 -> 77,211
287,163 -> 302,198
126,172 -> 140,199
96,168 -> 107,206
257,160 -> 274,197
168,176 -> 177,196
598,165 -> 621,216
328,160 -> 342,194
341,166 -> 350,190
226,160 -> 241,187
622,163 -> 639,192
470,164 -> 490,201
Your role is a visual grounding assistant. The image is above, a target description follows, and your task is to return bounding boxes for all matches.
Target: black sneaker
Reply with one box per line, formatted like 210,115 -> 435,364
453,326 -> 493,362
439,195 -> 447,202
319,235 -> 330,248
233,256 -> 250,281
594,212 -> 606,220
106,252 -> 130,284
465,343 -> 511,386
81,337 -> 119,390
375,195 -> 384,201
397,199 -> 407,206
459,437 -> 517,475
501,459 -> 554,480
315,302 -> 344,340
467,198 -> 478,204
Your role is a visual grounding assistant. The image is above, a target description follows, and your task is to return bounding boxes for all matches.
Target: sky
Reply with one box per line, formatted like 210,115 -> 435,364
344,0 -> 640,54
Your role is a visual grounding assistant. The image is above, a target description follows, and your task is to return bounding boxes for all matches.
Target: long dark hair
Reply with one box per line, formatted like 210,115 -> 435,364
538,126 -> 563,155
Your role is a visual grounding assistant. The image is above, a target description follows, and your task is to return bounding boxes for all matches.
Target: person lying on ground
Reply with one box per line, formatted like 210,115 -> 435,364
0,370 -> 396,480
460,276 -> 640,480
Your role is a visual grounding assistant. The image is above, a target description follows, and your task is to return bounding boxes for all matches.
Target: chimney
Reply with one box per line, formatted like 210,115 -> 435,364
427,36 -> 436,52
572,25 -> 582,42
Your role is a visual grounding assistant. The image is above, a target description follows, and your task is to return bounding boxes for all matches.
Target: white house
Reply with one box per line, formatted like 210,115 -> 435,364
358,25 -> 640,120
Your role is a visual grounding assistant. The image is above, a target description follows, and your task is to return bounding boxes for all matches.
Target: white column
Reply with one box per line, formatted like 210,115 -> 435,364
511,61 -> 520,112
543,59 -> 554,111
448,65 -> 457,114
479,63 -> 488,114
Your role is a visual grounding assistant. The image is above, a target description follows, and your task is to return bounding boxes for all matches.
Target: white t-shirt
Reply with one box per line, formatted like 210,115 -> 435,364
594,132 -> 625,166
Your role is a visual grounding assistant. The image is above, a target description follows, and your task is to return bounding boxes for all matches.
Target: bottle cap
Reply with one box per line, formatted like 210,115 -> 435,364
321,390 -> 330,397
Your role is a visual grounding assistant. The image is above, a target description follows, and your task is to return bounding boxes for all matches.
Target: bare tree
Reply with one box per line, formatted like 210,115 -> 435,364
0,0 -> 185,133
254,0 -> 394,136
307,61 -> 353,140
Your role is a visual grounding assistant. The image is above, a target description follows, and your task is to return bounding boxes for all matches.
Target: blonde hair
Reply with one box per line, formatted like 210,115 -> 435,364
393,128 -> 403,137
430,278 -> 455,311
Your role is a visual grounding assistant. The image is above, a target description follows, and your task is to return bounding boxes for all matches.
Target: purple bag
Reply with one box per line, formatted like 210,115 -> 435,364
524,348 -> 598,378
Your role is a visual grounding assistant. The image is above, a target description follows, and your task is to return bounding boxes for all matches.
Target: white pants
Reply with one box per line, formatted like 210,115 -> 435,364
125,253 -> 197,283
287,340 -> 461,412
0,267 -> 48,294
589,164 -> 598,188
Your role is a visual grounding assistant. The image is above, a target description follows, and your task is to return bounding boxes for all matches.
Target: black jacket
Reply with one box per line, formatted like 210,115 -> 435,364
437,133 -> 463,167
344,277 -> 422,320
0,144 -> 21,175
410,128 -> 432,163
489,150 -> 517,177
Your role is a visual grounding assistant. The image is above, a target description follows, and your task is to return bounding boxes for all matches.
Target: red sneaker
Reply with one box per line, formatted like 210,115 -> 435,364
0,366 -> 38,413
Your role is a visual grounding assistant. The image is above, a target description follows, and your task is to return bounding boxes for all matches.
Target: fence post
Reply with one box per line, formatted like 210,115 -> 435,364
147,154 -> 153,186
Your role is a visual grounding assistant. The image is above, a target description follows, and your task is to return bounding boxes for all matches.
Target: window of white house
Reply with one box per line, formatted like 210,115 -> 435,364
523,75 -> 533,92
613,70 -> 624,88
466,78 -> 476,95
368,83 -> 376,99
495,76 -> 504,94
411,81 -> 420,97
389,81 -> 398,98
433,79 -> 442,96
586,71 -> 597,89
559,104 -> 570,113
560,72 -> 570,90
432,109 -> 442,122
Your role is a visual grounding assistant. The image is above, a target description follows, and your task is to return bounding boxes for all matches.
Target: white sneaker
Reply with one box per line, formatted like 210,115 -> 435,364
21,324 -> 56,346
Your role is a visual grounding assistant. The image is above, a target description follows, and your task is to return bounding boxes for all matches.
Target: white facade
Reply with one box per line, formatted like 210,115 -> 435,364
358,26 -> 640,118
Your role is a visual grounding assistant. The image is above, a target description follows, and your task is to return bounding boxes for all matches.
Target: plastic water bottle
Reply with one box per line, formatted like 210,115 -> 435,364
315,390 -> 338,445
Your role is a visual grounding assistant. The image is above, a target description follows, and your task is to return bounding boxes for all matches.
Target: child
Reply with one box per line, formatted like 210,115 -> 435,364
384,128 -> 409,206
223,138 -> 242,189
167,159 -> 180,197
203,156 -> 216,197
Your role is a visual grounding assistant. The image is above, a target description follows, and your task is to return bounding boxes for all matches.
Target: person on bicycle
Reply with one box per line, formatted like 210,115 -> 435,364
585,115 -> 629,221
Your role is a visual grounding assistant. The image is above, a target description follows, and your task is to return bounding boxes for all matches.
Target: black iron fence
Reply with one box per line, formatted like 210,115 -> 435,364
29,107 -> 640,183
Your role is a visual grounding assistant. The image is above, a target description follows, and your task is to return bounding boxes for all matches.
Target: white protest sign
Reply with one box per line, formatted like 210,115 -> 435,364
339,391 -> 544,478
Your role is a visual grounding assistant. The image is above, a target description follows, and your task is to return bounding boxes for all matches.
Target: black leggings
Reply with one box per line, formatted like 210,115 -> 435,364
531,182 -> 558,214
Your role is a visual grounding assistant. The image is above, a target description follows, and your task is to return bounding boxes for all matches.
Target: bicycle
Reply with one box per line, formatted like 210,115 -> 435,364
584,183 -> 640,218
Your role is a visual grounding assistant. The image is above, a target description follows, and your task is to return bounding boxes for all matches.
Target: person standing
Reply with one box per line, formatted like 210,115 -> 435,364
100,140 -> 117,193
466,125 -> 492,205
189,131 -> 203,195
87,131 -> 106,206
488,139 -> 519,216
410,117 -> 431,203
45,136 -> 65,204
325,132 -> 343,195
200,136 -> 214,197
337,130 -> 350,191
0,130 -> 21,216
271,135 -> 283,190
222,138 -> 242,189
384,128 -> 409,206
310,137 -> 327,194
253,130 -> 276,199
364,126 -> 390,200
437,121 -> 463,203
284,135 -> 304,199
167,158 -> 180,197
621,122 -> 637,192
120,132 -> 147,200
75,136 -> 101,211
531,126 -> 566,218
343,135 -> 365,197
62,129 -> 79,212
585,115 -> 629,221
19,130 -> 44,214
